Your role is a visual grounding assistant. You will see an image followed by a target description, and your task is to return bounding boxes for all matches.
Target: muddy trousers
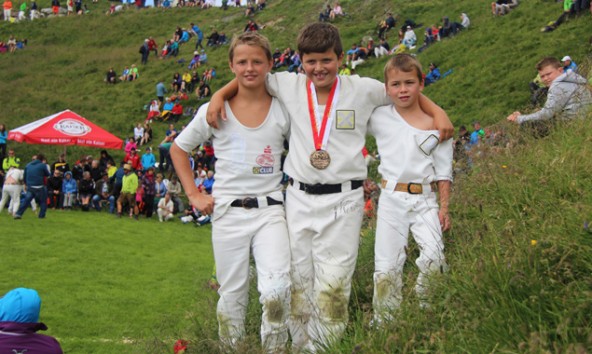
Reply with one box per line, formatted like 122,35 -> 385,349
213,205 -> 291,353
373,191 -> 446,322
286,186 -> 364,352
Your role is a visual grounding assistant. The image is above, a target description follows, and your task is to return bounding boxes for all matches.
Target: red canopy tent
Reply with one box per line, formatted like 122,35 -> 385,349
8,110 -> 123,149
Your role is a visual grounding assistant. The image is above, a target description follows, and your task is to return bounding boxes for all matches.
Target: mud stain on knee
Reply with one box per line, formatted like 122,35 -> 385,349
265,298 -> 284,323
318,286 -> 347,321
375,274 -> 396,301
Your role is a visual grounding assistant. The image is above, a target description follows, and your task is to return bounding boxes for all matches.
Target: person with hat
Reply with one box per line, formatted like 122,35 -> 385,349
0,287 -> 63,353
561,56 -> 577,74
116,163 -> 139,219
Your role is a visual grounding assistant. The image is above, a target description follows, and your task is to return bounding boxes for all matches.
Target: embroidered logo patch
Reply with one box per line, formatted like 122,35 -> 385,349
335,110 -> 355,130
254,145 -> 274,174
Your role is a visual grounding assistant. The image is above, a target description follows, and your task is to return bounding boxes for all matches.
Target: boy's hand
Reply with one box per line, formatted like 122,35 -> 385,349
188,191 -> 214,215
435,117 -> 454,142
506,111 -> 521,122
439,209 -> 451,232
206,93 -> 227,129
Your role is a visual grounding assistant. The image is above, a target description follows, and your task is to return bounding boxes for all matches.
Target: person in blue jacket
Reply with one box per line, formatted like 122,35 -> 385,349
14,153 -> 50,219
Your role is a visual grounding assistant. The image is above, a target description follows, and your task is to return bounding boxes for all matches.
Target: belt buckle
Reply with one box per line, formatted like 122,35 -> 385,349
241,197 -> 257,209
407,183 -> 422,194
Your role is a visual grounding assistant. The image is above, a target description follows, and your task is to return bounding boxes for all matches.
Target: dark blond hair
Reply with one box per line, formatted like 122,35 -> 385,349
535,57 -> 561,71
228,32 -> 272,62
383,54 -> 423,83
297,22 -> 343,58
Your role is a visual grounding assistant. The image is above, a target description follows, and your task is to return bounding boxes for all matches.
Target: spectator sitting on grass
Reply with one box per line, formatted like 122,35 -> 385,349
244,19 -> 259,32
128,64 -> 139,81
61,171 -> 77,209
330,1 -> 344,20
119,66 -> 130,81
92,173 -> 115,213
197,80 -> 210,99
460,12 -> 470,29
171,72 -> 182,92
134,123 -> 144,144
206,30 -> 220,47
124,136 -> 137,154
541,0 -> 575,33
401,25 -> 417,48
141,147 -> 156,171
157,192 -> 174,222
78,171 -> 95,211
507,56 -> 592,125
562,55 -> 577,73
105,67 -> 117,83
425,63 -> 441,86
319,3 -> 330,22
378,12 -> 396,40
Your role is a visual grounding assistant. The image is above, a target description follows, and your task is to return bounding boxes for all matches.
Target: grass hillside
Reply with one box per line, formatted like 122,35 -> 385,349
0,0 -> 590,159
1,0 -> 591,353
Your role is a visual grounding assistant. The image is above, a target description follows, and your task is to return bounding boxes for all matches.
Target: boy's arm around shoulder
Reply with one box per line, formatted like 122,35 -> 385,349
206,78 -> 238,128
419,94 -> 454,141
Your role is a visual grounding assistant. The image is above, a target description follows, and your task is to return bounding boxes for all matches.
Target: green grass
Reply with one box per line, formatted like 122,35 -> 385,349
1,211 -> 216,353
1,0 -> 591,352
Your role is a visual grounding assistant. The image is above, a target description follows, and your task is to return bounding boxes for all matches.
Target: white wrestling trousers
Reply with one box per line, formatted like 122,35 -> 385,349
373,191 -> 447,322
0,184 -> 23,215
213,205 -> 291,353
286,186 -> 364,352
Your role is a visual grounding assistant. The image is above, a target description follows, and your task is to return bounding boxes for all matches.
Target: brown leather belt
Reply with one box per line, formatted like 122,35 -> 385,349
381,180 -> 438,194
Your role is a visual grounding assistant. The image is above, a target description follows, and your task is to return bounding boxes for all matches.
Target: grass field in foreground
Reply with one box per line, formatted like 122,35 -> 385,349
1,210 -> 216,353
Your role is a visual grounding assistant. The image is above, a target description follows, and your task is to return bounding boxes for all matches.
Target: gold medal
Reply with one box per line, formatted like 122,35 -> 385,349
310,150 -> 331,169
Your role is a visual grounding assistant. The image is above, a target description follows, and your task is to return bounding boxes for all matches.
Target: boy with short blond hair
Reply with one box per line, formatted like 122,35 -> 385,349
170,32 -> 291,352
369,54 -> 452,324
208,23 -> 453,351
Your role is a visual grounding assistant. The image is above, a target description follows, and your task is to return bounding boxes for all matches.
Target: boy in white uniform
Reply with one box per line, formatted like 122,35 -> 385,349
207,23 -> 454,351
170,32 -> 291,352
368,54 -> 453,323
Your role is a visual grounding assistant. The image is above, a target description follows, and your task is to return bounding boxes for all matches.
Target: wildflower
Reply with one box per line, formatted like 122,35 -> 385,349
530,240 -> 537,246
502,165 -> 507,169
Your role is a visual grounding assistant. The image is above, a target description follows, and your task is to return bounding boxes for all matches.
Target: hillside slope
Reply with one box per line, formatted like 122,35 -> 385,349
0,0 -> 589,159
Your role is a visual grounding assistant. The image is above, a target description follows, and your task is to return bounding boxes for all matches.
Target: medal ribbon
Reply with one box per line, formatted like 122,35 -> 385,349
306,77 -> 340,151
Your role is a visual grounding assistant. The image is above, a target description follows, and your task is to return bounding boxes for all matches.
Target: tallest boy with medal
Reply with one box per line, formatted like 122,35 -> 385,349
208,23 -> 453,352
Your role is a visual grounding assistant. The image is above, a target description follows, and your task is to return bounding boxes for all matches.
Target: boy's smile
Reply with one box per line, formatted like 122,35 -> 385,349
301,49 -> 343,94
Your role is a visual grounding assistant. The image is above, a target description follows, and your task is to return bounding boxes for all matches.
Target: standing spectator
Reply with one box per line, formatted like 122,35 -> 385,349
0,167 -> 24,216
14,153 -> 50,219
29,0 -> 37,19
0,288 -> 63,354
156,80 -> 167,107
51,0 -> 59,15
3,149 -> 20,171
51,153 -> 69,173
3,0 -> 12,21
116,164 -> 139,219
124,148 -> 141,171
140,39 -> 149,65
17,0 -> 25,21
142,167 -> 156,218
0,124 -> 7,164
157,192 -> 174,222
190,23 -> 204,50
158,137 -> 174,174
147,37 -> 158,56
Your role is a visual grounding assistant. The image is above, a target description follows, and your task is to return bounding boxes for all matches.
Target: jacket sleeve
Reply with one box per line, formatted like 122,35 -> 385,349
517,84 -> 571,123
